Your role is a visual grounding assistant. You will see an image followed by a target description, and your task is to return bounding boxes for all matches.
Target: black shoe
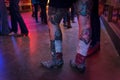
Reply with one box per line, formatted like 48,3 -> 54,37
15,33 -> 28,37
8,32 -> 17,36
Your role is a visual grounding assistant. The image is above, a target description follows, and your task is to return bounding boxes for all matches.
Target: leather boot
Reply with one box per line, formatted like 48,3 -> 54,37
41,53 -> 64,69
70,53 -> 86,73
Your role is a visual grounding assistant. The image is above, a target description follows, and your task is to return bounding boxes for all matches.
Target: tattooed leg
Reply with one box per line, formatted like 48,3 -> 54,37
70,0 -> 92,73
47,7 -> 67,53
41,7 -> 67,69
77,15 -> 91,56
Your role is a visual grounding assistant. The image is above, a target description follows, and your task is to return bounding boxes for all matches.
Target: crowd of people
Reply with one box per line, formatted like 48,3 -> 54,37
0,0 -> 106,73
0,0 -> 78,36
0,0 -> 29,36
31,0 -> 48,24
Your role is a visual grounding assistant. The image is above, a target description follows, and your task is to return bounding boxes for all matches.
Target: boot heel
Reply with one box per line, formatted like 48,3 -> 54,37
21,33 -> 28,37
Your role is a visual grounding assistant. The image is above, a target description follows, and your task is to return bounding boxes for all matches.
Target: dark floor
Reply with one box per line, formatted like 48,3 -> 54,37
0,12 -> 120,80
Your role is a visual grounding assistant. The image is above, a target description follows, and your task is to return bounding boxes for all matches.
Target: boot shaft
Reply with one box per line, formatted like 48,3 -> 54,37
75,53 -> 86,65
52,52 -> 63,65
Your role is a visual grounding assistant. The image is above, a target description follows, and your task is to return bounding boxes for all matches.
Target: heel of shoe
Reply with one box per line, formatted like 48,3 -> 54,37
21,33 -> 28,37
70,60 -> 86,73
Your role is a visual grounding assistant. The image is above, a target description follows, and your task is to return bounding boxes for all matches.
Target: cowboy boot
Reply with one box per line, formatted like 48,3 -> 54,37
70,53 -> 86,73
41,40 -> 63,69
41,52 -> 64,69
87,42 -> 100,56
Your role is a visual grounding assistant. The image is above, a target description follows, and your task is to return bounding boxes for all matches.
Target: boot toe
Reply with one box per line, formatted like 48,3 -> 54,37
70,60 -> 86,73
41,61 -> 55,69
41,60 -> 63,69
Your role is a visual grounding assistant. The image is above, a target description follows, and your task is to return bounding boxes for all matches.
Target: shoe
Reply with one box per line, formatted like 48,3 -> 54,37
14,33 -> 28,37
8,32 -> 17,36
70,60 -> 86,73
41,60 -> 63,69
19,33 -> 28,37
41,53 -> 64,69
70,53 -> 86,73
87,42 -> 100,56
22,33 -> 28,36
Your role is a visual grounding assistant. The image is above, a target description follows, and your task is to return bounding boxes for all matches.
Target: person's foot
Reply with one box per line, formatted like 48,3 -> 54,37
41,53 -> 64,69
8,32 -> 17,36
41,60 -> 64,69
8,32 -> 29,37
70,60 -> 86,73
19,33 -> 28,37
87,42 -> 100,56
41,61 -> 63,69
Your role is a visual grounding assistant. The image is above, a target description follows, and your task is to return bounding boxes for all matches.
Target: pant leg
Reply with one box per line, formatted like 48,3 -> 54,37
34,4 -> 39,22
91,15 -> 100,46
90,0 -> 100,47
40,5 -> 47,23
9,6 -> 18,33
12,3 -> 28,34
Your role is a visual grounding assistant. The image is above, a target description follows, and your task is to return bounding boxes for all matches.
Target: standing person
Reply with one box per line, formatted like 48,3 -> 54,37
0,0 -> 10,35
9,0 -> 29,36
41,0 -> 75,68
40,0 -> 48,24
31,0 -> 40,23
87,0 -> 106,56
70,0 -> 93,73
